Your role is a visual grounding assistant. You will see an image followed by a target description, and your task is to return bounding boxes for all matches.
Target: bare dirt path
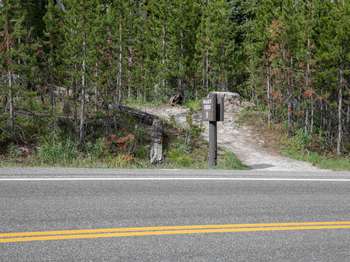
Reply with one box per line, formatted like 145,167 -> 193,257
142,105 -> 323,171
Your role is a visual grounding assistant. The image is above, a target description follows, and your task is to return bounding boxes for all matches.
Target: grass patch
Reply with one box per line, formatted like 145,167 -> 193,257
281,129 -> 350,171
218,151 -> 248,170
124,97 -> 165,108
237,106 -> 350,171
1,107 -> 246,170
282,147 -> 350,171
184,99 -> 202,112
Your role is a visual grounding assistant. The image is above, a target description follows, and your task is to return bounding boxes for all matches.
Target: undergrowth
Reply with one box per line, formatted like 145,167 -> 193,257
238,106 -> 350,171
184,99 -> 202,112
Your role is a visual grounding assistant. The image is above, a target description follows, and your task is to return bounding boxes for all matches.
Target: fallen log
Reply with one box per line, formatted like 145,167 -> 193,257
109,104 -> 158,126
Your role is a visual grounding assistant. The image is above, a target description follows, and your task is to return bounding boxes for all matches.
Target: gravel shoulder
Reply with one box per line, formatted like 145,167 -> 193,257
143,105 -> 324,171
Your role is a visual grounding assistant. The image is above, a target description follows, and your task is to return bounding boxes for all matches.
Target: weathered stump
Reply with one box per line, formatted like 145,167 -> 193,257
169,93 -> 183,106
150,119 -> 164,164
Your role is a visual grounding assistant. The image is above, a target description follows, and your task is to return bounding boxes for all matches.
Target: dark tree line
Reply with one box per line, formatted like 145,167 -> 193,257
0,0 -> 349,155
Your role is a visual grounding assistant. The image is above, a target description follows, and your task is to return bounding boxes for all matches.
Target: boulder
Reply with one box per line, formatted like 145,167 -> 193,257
210,92 -> 241,113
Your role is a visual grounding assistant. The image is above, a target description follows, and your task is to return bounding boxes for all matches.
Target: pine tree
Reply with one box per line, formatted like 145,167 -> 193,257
316,1 -> 350,154
244,0 -> 281,126
196,0 -> 236,93
166,0 -> 201,98
61,0 -> 98,144
0,0 -> 29,137
43,0 -> 65,113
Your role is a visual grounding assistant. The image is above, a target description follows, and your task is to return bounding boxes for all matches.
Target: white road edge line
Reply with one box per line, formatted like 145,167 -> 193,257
0,177 -> 350,182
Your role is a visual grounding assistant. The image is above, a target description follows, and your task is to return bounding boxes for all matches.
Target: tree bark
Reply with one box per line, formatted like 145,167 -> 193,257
94,63 -> 98,112
79,40 -> 86,145
310,98 -> 314,134
8,71 -> 14,134
305,108 -> 309,133
5,13 -> 15,135
117,20 -> 123,103
204,49 -> 209,92
347,104 -> 350,127
266,65 -> 272,128
161,24 -> 166,90
109,104 -> 158,126
178,31 -> 184,93
337,68 -> 343,155
150,119 -> 163,164
287,57 -> 294,137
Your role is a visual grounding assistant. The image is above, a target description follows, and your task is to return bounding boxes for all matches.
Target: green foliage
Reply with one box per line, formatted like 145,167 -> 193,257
218,151 -> 248,170
283,148 -> 350,171
7,143 -> 22,159
84,138 -> 105,159
37,136 -> 78,165
134,146 -> 148,159
184,99 -> 202,112
124,97 -> 164,108
282,129 -> 312,155
167,146 -> 193,168
2,0 -> 350,166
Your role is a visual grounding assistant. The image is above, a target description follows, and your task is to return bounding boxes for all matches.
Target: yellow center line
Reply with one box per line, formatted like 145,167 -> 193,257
1,222 -> 350,243
1,221 -> 350,238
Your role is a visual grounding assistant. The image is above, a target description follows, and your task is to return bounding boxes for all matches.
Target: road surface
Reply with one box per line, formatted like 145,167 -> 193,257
0,168 -> 350,261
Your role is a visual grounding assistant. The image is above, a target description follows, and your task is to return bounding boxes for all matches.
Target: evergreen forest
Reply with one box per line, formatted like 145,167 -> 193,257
1,0 -> 350,167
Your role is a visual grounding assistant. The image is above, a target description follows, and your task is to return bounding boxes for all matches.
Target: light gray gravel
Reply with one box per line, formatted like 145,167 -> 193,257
144,105 -> 324,171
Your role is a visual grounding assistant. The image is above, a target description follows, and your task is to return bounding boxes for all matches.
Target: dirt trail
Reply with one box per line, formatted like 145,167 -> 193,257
142,105 -> 323,171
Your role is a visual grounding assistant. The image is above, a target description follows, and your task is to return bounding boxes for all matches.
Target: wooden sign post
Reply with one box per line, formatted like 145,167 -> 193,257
202,93 -> 224,167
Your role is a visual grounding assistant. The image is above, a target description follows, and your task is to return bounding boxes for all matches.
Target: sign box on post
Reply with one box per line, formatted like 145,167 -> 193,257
202,93 -> 225,167
216,94 -> 224,122
202,95 -> 217,122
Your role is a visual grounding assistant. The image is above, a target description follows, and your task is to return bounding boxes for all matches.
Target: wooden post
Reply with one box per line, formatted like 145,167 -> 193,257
207,93 -> 218,167
208,120 -> 217,167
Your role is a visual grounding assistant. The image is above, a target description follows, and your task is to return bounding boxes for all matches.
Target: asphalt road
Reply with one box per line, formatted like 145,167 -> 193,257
1,168 -> 350,261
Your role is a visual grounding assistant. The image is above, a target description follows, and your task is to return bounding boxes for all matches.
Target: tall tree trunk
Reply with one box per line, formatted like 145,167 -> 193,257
346,104 -> 350,127
79,40 -> 86,145
203,49 -> 209,93
337,67 -> 344,155
305,107 -> 309,133
5,15 -> 14,135
287,56 -> 294,137
305,37 -> 313,134
7,71 -> 14,134
310,99 -> 314,134
266,65 -> 272,128
94,63 -> 98,112
117,20 -> 123,103
127,46 -> 132,99
161,24 -> 166,91
178,31 -> 184,94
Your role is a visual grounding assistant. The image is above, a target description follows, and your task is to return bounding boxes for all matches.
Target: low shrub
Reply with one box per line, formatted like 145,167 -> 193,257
7,143 -> 22,159
84,138 -> 106,159
184,99 -> 202,112
167,145 -> 193,167
37,136 -> 78,165
281,129 -> 312,158
218,151 -> 248,170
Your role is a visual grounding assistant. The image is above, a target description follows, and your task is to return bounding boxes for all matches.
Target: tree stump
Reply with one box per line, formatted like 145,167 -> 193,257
169,93 -> 183,106
150,119 -> 164,164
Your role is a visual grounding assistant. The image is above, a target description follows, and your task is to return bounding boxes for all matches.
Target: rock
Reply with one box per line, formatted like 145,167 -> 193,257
210,91 -> 241,113
241,101 -> 256,109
